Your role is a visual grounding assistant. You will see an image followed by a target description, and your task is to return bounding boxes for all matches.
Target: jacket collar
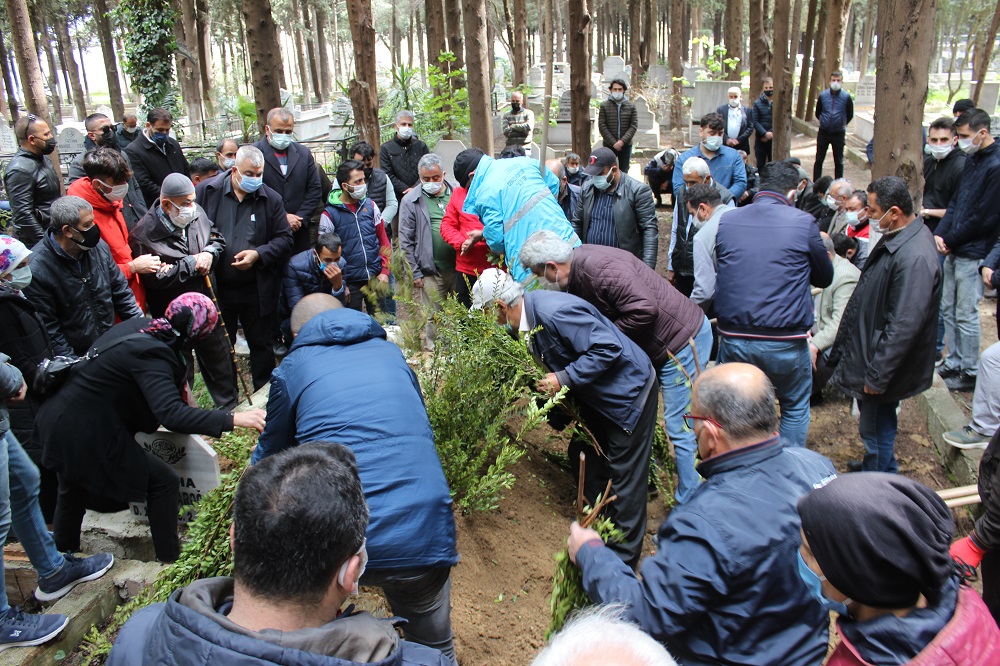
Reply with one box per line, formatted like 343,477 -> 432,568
753,191 -> 794,207
14,147 -> 41,161
879,216 -> 923,254
259,138 -> 302,177
695,435 -> 783,478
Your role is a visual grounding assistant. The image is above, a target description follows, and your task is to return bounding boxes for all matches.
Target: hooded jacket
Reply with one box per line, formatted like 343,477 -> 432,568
251,309 -> 458,571
67,136 -> 148,231
319,191 -> 391,284
439,186 -> 491,277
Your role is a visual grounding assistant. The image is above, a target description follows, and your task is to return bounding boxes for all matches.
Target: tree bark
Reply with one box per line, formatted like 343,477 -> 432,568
859,6 -> 876,75
512,0 -> 528,86
805,0 -> 829,122
749,0 -> 771,95
52,19 -> 85,120
464,0 -> 492,153
290,0 -> 312,103
444,0 -> 465,71
37,18 -> 63,126
425,0 -> 446,71
195,0 -> 213,114
569,0 -> 592,157
174,0 -> 204,136
772,0 -> 794,159
0,26 -> 18,120
790,0 -> 804,62
724,0 -> 745,79
669,0 -> 684,129
76,36 -> 91,106
628,0 -> 641,89
242,0 -> 283,133
824,0 -> 851,77
346,0 -> 380,152
408,8 -> 415,70
316,5 -> 332,98
796,0 -> 818,118
302,0 -> 323,102
972,1 -> 1000,104
540,0 -> 554,167
332,0 -> 342,84
872,0 -> 936,204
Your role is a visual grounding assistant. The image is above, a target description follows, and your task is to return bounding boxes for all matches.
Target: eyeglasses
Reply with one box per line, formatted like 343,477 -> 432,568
683,413 -> 724,430
17,114 -> 38,141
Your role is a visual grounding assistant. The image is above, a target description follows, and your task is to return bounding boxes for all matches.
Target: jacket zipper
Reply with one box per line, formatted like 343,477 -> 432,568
354,205 -> 371,280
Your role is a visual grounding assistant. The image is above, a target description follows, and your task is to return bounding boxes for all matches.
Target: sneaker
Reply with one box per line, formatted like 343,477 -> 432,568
943,425 -> 991,450
935,356 -> 946,368
0,607 -> 68,651
937,364 -> 960,380
34,552 -> 114,602
944,371 -> 977,392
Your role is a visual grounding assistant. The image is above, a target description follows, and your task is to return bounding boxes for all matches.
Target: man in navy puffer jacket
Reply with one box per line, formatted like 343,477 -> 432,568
280,233 -> 347,339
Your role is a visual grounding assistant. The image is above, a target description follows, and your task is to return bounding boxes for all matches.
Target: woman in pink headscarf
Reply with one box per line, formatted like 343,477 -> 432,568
35,293 -> 267,562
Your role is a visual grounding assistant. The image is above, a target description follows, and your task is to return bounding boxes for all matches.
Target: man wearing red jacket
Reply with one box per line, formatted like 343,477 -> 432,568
440,185 -> 491,308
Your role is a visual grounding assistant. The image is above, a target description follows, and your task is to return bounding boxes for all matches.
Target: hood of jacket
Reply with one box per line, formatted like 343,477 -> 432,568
291,308 -> 387,351
68,176 -> 121,215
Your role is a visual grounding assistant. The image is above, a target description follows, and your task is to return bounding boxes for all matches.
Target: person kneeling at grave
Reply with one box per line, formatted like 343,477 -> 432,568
35,293 -> 267,563
250,293 -> 459,664
109,442 -> 451,665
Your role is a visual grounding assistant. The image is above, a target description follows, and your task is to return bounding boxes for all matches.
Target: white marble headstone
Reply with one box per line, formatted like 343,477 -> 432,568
95,105 -> 115,120
648,65 -> 670,86
56,127 -> 86,155
855,75 -> 876,107
603,56 -> 626,83
0,124 -> 16,154
129,430 -> 221,524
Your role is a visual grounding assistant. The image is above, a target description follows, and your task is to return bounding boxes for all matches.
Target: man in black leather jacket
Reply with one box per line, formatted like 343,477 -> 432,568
2,115 -> 61,247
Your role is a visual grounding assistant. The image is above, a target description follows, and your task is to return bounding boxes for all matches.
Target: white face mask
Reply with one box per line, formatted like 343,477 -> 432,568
845,211 -> 866,228
566,166 -> 579,175
958,132 -> 983,155
728,98 -> 741,108
167,202 -> 198,228
610,91 -> 625,102
925,143 -> 954,160
397,126 -> 414,140
3,264 -> 32,291
830,81 -> 843,93
337,539 -> 368,596
97,179 -> 129,203
221,157 -> 236,169
703,136 -> 723,152
350,183 -> 368,200
824,195 -> 840,210
422,180 -> 444,196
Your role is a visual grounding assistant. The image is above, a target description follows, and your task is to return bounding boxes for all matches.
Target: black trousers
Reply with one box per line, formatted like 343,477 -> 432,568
54,451 -> 180,561
647,170 -> 673,205
814,129 -> 846,180
345,280 -> 382,315
673,273 -> 695,299
184,323 -> 239,410
609,144 -> 634,174
983,548 -> 1000,626
569,383 -> 658,569
755,137 -> 773,168
454,272 -> 478,309
220,288 -> 276,391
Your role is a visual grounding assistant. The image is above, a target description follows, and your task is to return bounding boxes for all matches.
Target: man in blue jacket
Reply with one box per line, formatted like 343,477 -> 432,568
472,269 -> 658,568
713,160 -> 833,448
251,294 -> 459,663
672,112 -> 747,200
110,443 -> 451,666
566,363 -> 836,666
280,233 -> 347,341
751,78 -> 774,167
813,71 -> 854,180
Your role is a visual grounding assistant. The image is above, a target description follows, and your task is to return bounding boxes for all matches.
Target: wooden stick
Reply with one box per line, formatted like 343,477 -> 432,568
945,495 -> 982,509
576,452 -> 586,517
937,484 -> 979,501
203,275 -> 255,406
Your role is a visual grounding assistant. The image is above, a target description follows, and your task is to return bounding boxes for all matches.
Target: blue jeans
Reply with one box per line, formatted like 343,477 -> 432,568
941,255 -> 983,375
659,317 -> 714,504
717,336 -> 812,447
0,431 -> 66,614
859,400 -> 899,473
936,254 -> 946,355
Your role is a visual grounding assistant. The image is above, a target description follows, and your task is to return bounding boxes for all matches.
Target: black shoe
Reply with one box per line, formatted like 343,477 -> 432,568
945,371 -> 977,392
937,364 -> 960,380
846,460 -> 863,473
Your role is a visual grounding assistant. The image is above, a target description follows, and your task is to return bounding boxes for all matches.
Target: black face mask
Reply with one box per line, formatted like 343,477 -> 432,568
97,125 -> 120,150
363,167 -> 374,180
37,136 -> 57,155
511,102 -> 522,112
764,89 -> 773,97
69,224 -> 102,249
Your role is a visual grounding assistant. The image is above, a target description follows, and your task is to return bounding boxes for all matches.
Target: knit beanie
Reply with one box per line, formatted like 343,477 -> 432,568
160,173 -> 196,199
797,473 -> 954,609
454,148 -> 486,190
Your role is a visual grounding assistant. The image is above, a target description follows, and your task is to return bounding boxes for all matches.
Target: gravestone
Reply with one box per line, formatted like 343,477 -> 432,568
95,105 -> 115,120
648,65 -> 670,86
56,127 -> 86,156
529,66 -> 544,89
855,75 -> 876,107
631,95 -> 661,150
0,124 -> 16,154
991,115 -> 1000,139
978,82 -> 1000,115
493,83 -> 508,105
603,56 -> 626,83
431,139 -> 467,186
529,142 -> 557,161
129,431 -> 221,524
557,90 -> 573,122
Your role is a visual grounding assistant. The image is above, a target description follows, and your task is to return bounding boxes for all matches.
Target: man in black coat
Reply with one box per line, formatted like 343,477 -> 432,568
920,117 -> 966,233
829,177 -> 942,473
2,115 -> 61,247
253,108 -> 323,254
196,145 -> 294,390
716,86 -> 753,155
23,196 -> 143,359
751,78 -> 774,167
124,107 -> 191,208
379,111 -> 429,228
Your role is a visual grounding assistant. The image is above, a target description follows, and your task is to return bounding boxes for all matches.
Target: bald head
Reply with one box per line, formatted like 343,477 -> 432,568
693,363 -> 777,446
290,293 -> 343,336
546,159 -> 566,182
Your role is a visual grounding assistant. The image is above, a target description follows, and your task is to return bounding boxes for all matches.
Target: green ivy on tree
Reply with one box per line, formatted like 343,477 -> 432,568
110,0 -> 180,113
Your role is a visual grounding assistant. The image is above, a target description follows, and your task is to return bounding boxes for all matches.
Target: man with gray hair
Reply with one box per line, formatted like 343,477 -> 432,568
546,159 -> 581,221
24,196 -> 143,358
399,154 -> 456,349
566,362 -> 836,666
472,268 -> 658,568
823,177 -> 854,237
197,145 -> 294,389
533,605 -> 678,666
380,111 -> 430,220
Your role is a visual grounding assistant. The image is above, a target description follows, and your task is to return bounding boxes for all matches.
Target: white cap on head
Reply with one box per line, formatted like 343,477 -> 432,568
470,268 -> 523,309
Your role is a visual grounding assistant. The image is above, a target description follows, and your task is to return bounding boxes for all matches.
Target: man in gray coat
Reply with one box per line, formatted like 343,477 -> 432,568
573,148 -> 658,269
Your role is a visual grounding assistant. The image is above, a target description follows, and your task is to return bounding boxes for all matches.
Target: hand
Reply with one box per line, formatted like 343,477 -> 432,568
661,163 -> 671,171
934,235 -> 950,255
536,372 -> 561,395
344,286 -> 351,303
232,249 -> 260,270
460,238 -> 475,255
286,213 -> 302,232
377,273 -> 389,284
232,409 -> 267,432
613,140 -> 625,151
809,343 -> 820,371
466,229 -> 484,245
131,254 -> 162,274
403,187 -> 414,195
666,270 -> 676,285
863,385 -> 883,395
764,131 -> 773,141
323,262 -> 343,290
413,277 -> 425,289
983,268 -> 994,289
157,263 -> 174,275
193,252 -> 214,275
8,379 -> 27,404
568,521 -> 603,565
950,535 -> 986,569
727,138 -> 739,147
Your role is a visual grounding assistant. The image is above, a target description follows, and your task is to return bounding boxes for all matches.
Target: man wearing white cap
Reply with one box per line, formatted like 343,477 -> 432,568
717,87 -> 752,155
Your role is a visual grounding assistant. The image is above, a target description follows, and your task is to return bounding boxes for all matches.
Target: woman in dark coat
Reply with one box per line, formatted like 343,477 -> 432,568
36,293 -> 266,562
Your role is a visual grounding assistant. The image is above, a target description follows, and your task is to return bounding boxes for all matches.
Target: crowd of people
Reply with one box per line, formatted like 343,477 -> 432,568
0,74 -> 999,664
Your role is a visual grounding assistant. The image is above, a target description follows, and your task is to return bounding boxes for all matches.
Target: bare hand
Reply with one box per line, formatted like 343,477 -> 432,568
286,213 -> 302,232
568,521 -> 603,565
984,268 -> 995,289
863,385 -> 883,395
727,138 -> 739,147
666,270 -> 676,285
536,372 -> 561,395
377,273 -> 389,284
934,235 -> 950,255
232,249 -> 260,270
8,379 -> 27,404
460,238 -> 475,254
232,409 -> 267,432
613,140 -> 625,151
193,252 -> 214,275
131,254 -> 162,274
344,286 -> 351,303
157,263 -> 174,276
323,262 -> 343,290
413,277 -> 425,289
809,343 -> 819,371
764,131 -> 773,141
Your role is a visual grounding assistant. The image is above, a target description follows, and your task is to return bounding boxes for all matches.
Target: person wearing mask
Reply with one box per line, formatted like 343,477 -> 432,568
379,111 -> 430,220
215,138 -> 239,172
3,114 -> 60,247
253,108 -> 323,254
36,293 -> 267,562
751,78 -> 774,167
196,145 -> 294,390
68,147 -> 159,312
188,157 -> 220,187
822,178 -> 855,237
842,190 -> 871,268
672,112 -> 747,200
282,233 -> 347,322
546,159 -> 581,222
799,473 -> 1000,664
130,174 -> 237,411
439,179 -> 491,309
597,79 -> 638,172
813,71 -> 854,180
934,108 -> 1000,392
564,152 -> 587,187
319,160 -> 392,314
687,183 -> 737,310
349,141 -> 398,225
115,114 -> 140,148
809,232 -> 860,401
921,117 -> 966,234
23,196 -> 143,359
573,147 -> 658,269
716,86 -> 752,155
642,148 -> 679,208
799,175 -> 833,225
68,113 -> 148,231
502,91 -> 535,156
124,108 -> 191,207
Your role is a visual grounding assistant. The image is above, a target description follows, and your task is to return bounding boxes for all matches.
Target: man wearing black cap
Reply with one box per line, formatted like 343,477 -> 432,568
598,79 -> 638,172
799,473 -> 1000,663
573,147 -> 658,269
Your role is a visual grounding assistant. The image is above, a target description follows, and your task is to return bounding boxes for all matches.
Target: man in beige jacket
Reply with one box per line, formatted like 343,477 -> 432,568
810,231 -> 860,400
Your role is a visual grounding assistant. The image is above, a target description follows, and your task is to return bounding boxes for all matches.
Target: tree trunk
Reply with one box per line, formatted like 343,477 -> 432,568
195,0 -> 213,114
332,0 -> 342,84
6,0 -> 61,182
772,0 -> 794,159
859,6 -> 875,75
76,36 -> 91,106
595,4 -> 604,65
316,5 -> 332,97
242,0 -> 283,133
796,0 -> 818,118
513,0 -> 528,86
346,0 -> 380,151
408,8 -> 415,69
290,0 -> 312,103
805,0 -> 829,122
790,0 -> 804,62
417,9 -> 427,84
569,0 -> 592,157
628,0 -> 641,88
53,19 -> 85,120
487,12 -> 496,87
302,0 -> 323,102
464,0 -> 492,153
749,0 -> 771,95
444,0 -> 465,71
425,0 -> 446,71
872,0 -> 936,204
38,19 -> 63,125
725,0 -> 745,78
972,1 -> 1000,104
56,33 -> 73,111
669,0 -> 684,129
824,0 -> 851,77
175,0 -> 204,136
0,26 -> 19,120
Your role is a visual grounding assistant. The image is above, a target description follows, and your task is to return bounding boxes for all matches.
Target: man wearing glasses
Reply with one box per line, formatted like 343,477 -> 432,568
3,115 -> 61,246
566,363 -> 837,666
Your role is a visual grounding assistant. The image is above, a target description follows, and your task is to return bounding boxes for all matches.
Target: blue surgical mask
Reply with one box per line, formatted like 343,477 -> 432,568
150,131 -> 170,147
4,264 -> 31,291
797,551 -> 849,616
593,171 -> 613,191
268,132 -> 295,151
239,173 -> 264,193
222,157 -> 236,169
703,136 -> 723,152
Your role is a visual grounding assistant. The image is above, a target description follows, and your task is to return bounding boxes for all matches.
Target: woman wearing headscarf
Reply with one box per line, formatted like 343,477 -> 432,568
797,473 -> 1000,665
36,293 -> 267,562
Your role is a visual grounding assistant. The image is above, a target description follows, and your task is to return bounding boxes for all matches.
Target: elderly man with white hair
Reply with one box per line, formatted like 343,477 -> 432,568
533,605 -> 678,666
472,268 -> 658,568
823,177 -> 854,237
196,144 -> 294,390
716,86 -> 752,154
667,156 -> 734,296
